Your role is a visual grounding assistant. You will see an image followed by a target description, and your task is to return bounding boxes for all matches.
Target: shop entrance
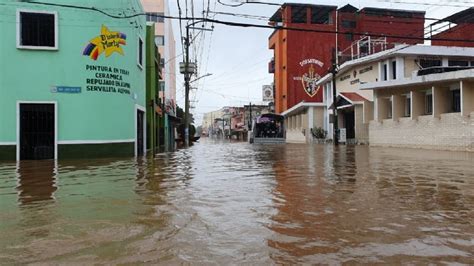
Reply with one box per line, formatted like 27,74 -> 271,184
19,103 -> 55,160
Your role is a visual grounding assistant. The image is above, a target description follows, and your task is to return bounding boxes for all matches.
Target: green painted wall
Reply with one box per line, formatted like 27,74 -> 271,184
0,1 -> 146,150
145,24 -> 161,153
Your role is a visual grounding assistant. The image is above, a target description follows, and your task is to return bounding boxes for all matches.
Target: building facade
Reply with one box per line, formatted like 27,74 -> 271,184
312,45 -> 474,151
145,23 -> 162,154
268,3 -> 425,114
0,0 -> 147,160
430,8 -> 474,48
141,0 -> 178,151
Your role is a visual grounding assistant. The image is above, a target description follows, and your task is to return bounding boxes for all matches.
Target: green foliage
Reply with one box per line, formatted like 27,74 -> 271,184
312,127 -> 327,139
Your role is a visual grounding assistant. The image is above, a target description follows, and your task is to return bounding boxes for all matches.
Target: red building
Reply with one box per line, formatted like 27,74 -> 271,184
431,7 -> 474,48
268,4 -> 425,113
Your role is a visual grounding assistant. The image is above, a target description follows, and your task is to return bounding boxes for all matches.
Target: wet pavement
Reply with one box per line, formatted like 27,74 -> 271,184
0,139 -> 473,264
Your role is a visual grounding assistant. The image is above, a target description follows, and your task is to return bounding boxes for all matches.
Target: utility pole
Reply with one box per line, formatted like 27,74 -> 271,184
249,102 -> 252,131
331,49 -> 339,145
184,26 -> 191,147
181,21 -> 212,147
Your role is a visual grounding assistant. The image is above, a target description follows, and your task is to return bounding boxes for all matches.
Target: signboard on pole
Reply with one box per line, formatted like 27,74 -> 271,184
262,85 -> 273,102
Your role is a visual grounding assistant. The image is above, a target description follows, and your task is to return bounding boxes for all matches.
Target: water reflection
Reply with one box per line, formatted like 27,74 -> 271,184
0,141 -> 473,264
16,160 -> 57,205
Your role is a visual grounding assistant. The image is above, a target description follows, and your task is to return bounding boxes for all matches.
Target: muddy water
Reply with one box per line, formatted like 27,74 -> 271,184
0,140 -> 473,264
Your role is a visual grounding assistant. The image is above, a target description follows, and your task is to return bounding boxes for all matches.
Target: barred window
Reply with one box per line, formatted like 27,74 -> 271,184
18,11 -> 57,49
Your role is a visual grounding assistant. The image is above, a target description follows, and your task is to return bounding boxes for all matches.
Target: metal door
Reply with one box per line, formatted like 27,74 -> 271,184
19,103 -> 55,160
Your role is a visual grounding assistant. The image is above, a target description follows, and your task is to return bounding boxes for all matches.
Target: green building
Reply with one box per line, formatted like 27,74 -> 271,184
145,23 -> 161,154
0,0 -> 147,160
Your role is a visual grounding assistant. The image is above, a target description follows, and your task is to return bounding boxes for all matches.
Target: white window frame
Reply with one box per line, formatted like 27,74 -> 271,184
17,9 -> 58,50
137,36 -> 144,70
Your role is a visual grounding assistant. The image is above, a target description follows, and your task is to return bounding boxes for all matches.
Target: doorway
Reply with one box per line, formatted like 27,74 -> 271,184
19,103 -> 55,160
344,110 -> 355,139
136,109 -> 145,156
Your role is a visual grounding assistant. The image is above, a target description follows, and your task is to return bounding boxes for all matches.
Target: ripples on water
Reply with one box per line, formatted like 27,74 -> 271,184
0,139 -> 473,264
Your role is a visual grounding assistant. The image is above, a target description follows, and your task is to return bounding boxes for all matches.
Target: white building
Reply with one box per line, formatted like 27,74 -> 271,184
284,44 -> 474,151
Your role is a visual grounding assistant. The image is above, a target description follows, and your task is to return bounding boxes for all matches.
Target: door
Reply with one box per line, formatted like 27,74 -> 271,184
136,110 -> 145,156
344,111 -> 355,139
19,103 -> 55,160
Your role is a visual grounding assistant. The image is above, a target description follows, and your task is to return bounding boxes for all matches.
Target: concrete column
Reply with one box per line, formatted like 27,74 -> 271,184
308,107 -> 314,130
392,94 -> 404,121
386,60 -> 392,81
378,62 -> 383,81
433,85 -> 449,118
411,90 -> 425,120
375,96 -> 389,122
363,101 -> 374,123
461,80 -> 474,116
442,57 -> 449,67
396,57 -> 404,80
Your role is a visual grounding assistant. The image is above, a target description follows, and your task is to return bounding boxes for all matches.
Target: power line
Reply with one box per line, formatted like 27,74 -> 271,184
376,0 -> 473,8
8,1 -> 474,44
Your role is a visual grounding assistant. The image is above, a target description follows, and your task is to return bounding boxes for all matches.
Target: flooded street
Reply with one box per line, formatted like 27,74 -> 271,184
1,140 -> 473,264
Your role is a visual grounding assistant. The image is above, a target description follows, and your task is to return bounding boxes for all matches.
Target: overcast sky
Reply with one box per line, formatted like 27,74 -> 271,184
168,0 -> 470,125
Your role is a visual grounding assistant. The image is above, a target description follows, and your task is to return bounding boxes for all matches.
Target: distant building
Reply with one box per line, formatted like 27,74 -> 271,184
268,3 -> 425,114
0,0 -> 147,160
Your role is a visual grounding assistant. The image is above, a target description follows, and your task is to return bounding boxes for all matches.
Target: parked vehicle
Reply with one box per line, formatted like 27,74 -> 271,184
248,114 -> 285,144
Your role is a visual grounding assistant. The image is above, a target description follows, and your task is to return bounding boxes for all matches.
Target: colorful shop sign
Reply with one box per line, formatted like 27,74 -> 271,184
83,25 -> 127,60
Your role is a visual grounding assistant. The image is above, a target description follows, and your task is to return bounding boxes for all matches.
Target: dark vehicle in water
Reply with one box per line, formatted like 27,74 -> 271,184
248,113 -> 285,144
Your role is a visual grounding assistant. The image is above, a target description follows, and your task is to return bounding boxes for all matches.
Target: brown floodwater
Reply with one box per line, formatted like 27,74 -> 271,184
1,139 -> 473,264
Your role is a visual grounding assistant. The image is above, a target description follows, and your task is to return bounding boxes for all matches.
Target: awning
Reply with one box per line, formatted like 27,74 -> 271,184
329,92 -> 368,109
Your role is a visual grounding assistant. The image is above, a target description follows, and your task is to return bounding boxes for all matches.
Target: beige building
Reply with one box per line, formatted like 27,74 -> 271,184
141,0 -> 177,112
202,109 -> 224,135
286,44 -> 474,151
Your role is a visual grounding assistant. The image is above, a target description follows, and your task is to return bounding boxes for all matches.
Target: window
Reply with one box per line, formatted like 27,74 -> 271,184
138,37 -> 144,69
155,35 -> 165,46
419,58 -> 441,68
448,60 -> 469,67
311,7 -> 330,24
146,12 -> 164,23
160,82 -> 165,92
341,20 -> 356,28
425,93 -> 433,115
18,10 -> 57,49
383,64 -> 388,81
451,89 -> 461,112
404,95 -> 411,117
291,6 -> 307,23
160,58 -> 165,68
345,33 -> 353,41
392,61 -> 397,79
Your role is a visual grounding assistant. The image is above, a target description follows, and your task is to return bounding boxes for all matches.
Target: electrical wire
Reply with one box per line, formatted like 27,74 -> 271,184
5,1 -> 473,43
